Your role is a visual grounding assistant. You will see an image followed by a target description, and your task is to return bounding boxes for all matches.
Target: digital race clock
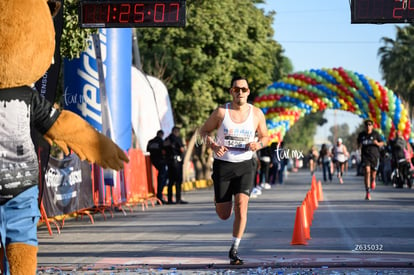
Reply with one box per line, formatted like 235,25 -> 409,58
79,0 -> 186,28
351,0 -> 414,24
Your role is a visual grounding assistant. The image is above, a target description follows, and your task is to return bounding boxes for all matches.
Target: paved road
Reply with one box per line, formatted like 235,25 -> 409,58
37,168 -> 414,274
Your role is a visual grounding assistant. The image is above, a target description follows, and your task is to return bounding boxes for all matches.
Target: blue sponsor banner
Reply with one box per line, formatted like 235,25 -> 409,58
63,31 -> 104,132
63,29 -> 132,150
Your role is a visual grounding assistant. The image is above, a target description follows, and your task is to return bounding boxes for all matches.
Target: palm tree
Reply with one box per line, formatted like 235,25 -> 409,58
378,24 -> 414,118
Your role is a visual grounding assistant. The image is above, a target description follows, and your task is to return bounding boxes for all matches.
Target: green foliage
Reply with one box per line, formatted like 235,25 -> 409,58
61,0 -> 97,59
136,0 -> 286,134
328,123 -> 350,145
378,24 -> 414,117
284,112 -> 327,153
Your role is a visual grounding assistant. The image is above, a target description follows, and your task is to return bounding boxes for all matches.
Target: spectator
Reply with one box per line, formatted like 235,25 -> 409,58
270,142 -> 288,185
258,146 -> 272,189
390,130 -> 410,188
147,130 -> 168,204
250,150 -> 262,198
308,145 -> 319,176
164,126 -> 188,204
318,143 -> 332,183
332,138 -> 349,184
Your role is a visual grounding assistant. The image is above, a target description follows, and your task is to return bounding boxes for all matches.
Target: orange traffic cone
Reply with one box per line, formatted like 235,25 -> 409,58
307,191 -> 316,212
305,194 -> 314,224
317,180 -> 324,201
311,175 -> 317,190
314,182 -> 320,202
312,187 -> 319,209
291,205 -> 308,245
301,201 -> 311,240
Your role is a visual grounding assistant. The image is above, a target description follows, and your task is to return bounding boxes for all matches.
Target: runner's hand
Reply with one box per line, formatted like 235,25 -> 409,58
247,142 -> 262,151
213,144 -> 228,157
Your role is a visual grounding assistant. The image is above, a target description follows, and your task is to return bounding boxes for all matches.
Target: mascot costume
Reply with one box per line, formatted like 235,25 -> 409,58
0,0 -> 129,274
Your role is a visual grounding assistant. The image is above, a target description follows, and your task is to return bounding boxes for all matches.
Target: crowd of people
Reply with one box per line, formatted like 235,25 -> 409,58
304,119 -> 413,200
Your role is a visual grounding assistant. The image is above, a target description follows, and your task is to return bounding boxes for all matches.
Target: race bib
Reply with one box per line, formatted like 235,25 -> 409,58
223,136 -> 249,149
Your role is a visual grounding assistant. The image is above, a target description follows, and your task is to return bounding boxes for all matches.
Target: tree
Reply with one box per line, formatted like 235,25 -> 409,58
328,123 -> 353,152
59,0 -> 291,181
137,0 -> 290,181
61,0 -> 97,60
378,24 -> 414,118
136,0 -> 287,134
284,112 -> 327,154
328,123 -> 350,145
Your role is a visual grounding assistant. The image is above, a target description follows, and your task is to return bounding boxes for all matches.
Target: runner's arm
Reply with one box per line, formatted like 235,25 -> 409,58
199,107 -> 228,156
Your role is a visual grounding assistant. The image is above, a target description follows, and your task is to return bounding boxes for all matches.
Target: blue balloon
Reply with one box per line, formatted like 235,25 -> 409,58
381,111 -> 387,130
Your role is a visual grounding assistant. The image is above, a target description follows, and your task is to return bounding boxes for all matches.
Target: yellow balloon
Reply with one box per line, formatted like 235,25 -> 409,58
266,101 -> 273,108
398,121 -> 406,132
373,88 -> 380,99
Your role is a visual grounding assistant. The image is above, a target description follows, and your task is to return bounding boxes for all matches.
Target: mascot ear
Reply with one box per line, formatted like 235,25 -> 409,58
0,0 -> 55,89
47,0 -> 62,17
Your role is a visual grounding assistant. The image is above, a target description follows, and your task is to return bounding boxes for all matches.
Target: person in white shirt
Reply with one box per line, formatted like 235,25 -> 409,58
199,76 -> 269,265
333,138 -> 349,184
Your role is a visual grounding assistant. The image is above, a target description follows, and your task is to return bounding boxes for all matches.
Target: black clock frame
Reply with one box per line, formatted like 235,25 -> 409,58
351,0 -> 414,24
79,0 -> 186,28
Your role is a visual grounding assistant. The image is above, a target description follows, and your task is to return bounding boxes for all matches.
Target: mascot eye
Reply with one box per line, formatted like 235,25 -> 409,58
47,0 -> 62,17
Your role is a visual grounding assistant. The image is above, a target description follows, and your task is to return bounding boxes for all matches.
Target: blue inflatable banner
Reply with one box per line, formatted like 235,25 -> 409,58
105,28 -> 132,151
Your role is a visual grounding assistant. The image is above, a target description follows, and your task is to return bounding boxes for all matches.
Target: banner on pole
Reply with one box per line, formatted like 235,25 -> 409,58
43,154 -> 93,217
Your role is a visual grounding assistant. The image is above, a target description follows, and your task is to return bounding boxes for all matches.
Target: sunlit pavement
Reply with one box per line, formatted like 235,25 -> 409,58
37,168 -> 414,274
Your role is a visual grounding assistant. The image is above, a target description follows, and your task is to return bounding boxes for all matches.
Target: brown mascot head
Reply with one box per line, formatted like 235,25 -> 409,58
0,0 -> 56,89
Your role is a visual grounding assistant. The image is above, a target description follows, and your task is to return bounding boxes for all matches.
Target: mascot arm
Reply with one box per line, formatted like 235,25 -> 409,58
43,110 -> 129,170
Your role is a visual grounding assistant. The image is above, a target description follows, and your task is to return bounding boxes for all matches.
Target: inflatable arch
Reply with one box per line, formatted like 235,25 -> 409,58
253,67 -> 413,144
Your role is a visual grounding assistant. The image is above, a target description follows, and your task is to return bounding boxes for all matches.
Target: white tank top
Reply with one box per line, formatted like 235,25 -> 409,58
214,103 -> 255,162
335,144 -> 347,162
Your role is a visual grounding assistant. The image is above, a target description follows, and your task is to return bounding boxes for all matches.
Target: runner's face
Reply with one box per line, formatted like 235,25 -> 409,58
230,79 -> 249,106
365,122 -> 373,133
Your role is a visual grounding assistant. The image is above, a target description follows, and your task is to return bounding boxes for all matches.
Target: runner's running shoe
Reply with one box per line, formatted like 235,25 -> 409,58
229,246 -> 244,265
365,191 -> 371,200
371,180 -> 376,190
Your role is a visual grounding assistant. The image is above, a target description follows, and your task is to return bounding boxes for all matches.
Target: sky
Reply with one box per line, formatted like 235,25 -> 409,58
261,0 -> 408,143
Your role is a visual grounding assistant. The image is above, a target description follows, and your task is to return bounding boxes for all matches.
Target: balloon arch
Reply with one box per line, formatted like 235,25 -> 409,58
253,67 -> 413,144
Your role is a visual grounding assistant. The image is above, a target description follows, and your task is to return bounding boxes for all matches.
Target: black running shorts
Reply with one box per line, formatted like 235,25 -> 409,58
361,156 -> 380,171
212,158 -> 255,203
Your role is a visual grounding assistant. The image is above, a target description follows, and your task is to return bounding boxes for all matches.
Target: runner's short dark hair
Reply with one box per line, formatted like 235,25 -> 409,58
364,119 -> 373,126
230,76 -> 248,87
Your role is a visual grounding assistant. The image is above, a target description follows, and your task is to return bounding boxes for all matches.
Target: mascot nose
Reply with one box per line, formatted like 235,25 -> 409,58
47,0 -> 62,17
